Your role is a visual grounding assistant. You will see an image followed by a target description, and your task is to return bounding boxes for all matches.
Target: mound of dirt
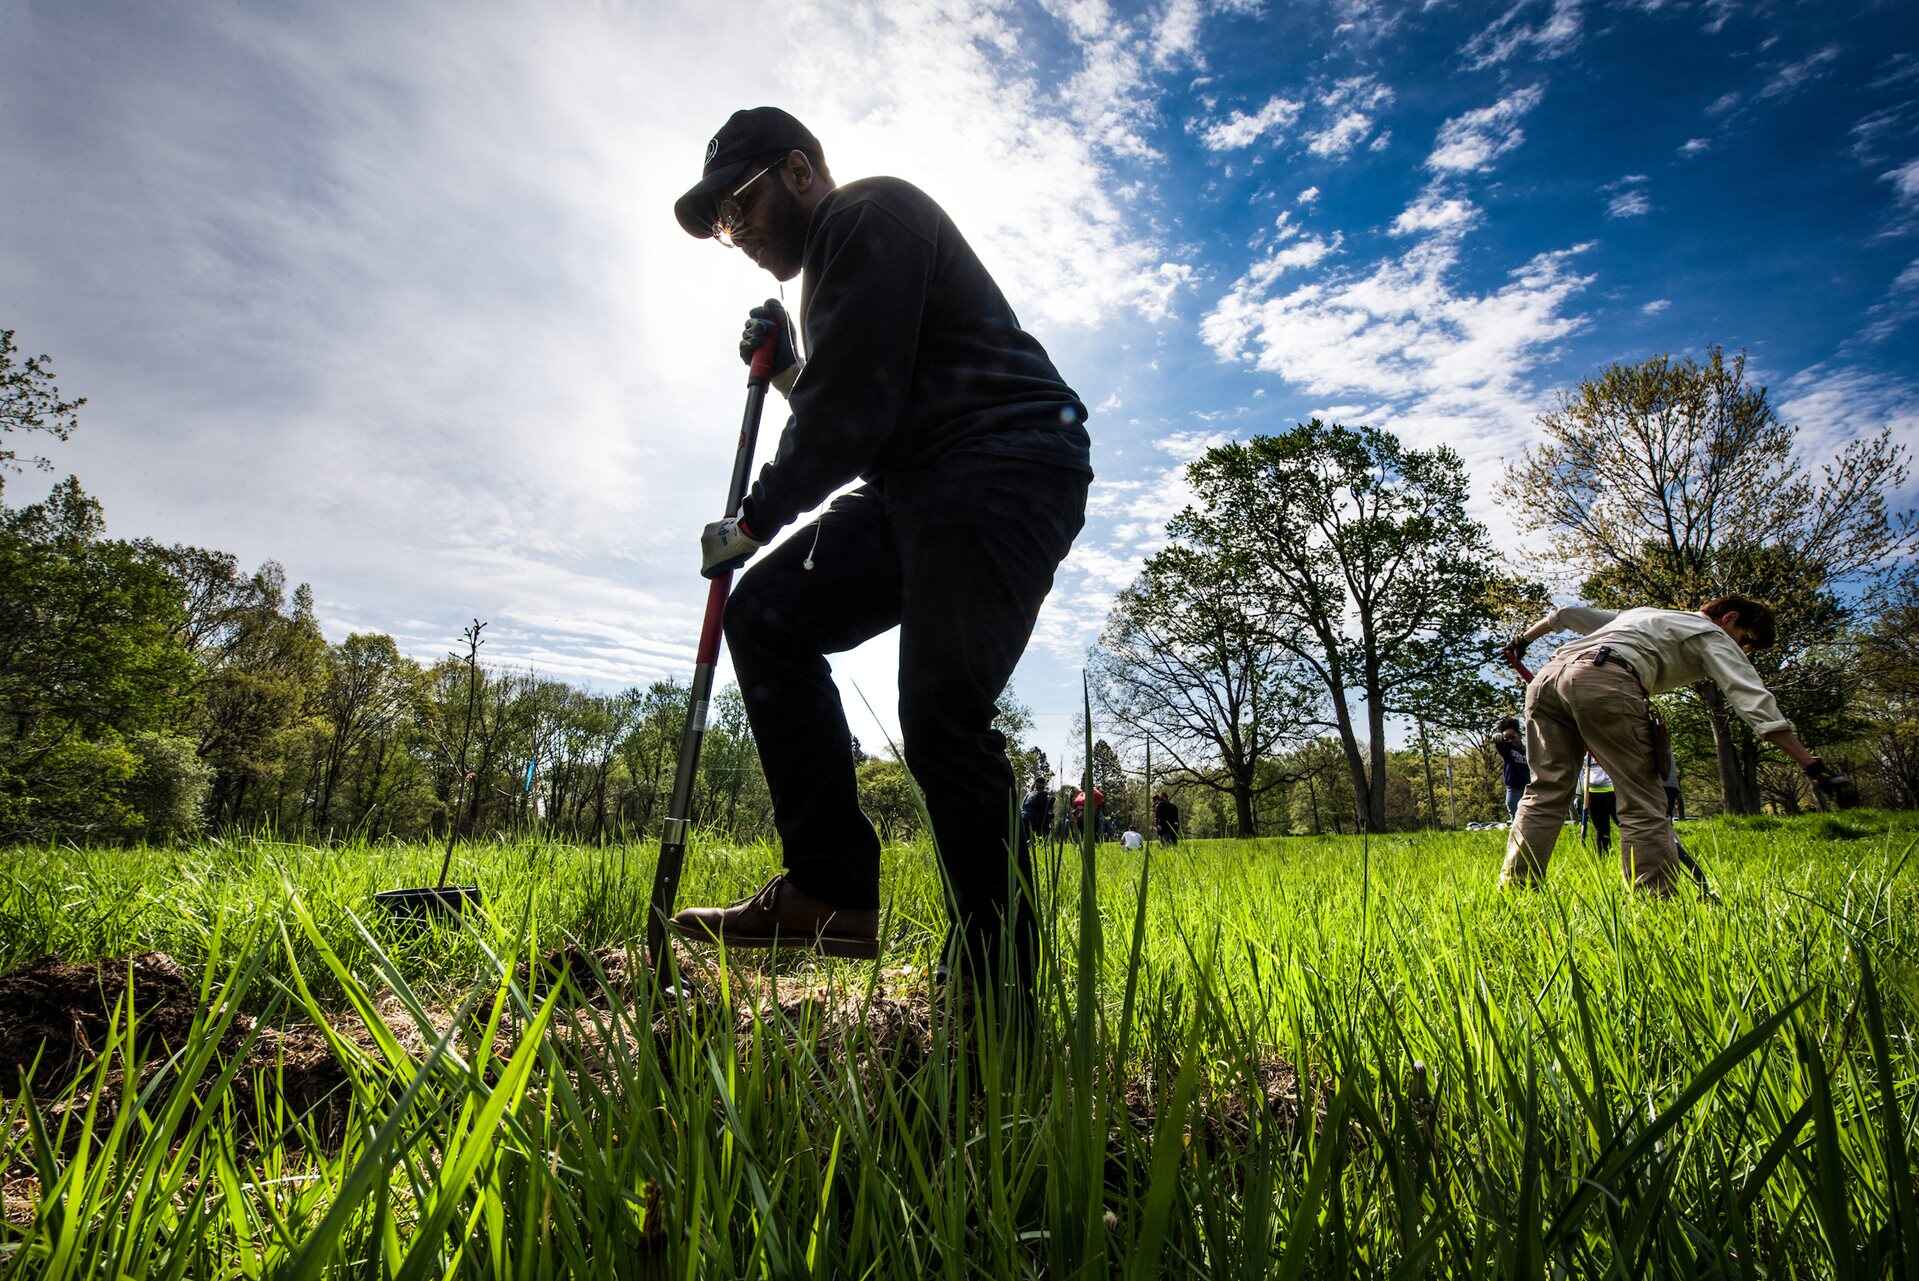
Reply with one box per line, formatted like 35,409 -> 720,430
0,952 -> 201,1093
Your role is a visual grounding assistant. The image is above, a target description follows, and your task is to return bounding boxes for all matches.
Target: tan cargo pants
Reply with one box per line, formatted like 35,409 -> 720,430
1501,653 -> 1677,894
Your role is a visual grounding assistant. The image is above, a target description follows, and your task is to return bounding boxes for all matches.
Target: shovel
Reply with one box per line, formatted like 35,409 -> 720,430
645,327 -> 781,966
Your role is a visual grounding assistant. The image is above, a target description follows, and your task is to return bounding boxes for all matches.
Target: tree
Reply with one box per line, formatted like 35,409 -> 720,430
0,479 -> 195,841
312,633 -> 418,833
1177,420 -> 1517,831
0,329 -> 85,482
1497,348 -> 1915,812
1092,544 -> 1318,836
857,757 -> 922,843
1855,569 -> 1919,807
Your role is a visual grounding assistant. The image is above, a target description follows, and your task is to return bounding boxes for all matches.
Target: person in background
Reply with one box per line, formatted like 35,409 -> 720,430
1493,717 -> 1530,820
1583,754 -> 1617,857
1120,827 -> 1144,851
1071,785 -> 1105,840
1020,777 -> 1052,850
1663,758 -> 1683,819
1153,791 -> 1180,844
1499,593 -> 1840,893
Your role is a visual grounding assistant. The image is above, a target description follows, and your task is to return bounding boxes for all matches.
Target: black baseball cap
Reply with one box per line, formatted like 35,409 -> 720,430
674,107 -> 821,239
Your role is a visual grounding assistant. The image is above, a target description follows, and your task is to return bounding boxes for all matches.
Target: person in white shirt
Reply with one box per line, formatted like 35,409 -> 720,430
1498,593 -> 1837,894
1120,828 -> 1144,851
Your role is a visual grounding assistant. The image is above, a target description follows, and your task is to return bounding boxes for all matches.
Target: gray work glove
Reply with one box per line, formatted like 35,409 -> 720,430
739,299 -> 800,396
700,516 -> 764,579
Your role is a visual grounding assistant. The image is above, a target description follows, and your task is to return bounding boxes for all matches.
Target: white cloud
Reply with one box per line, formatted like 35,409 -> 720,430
1200,236 -> 1596,473
1678,136 -> 1711,156
1153,429 -> 1235,461
1641,298 -> 1671,315
1296,185 -> 1321,204
0,0 -> 1213,751
1300,75 -> 1393,158
1426,85 -> 1545,173
1776,364 -> 1919,461
1369,129 -> 1392,151
1151,0 -> 1205,67
1607,189 -> 1652,218
1850,105 -> 1919,165
1389,186 -> 1481,237
1896,259 -> 1919,291
1706,91 -> 1740,116
1243,233 -> 1344,287
1097,391 -> 1124,411
1759,44 -> 1842,100
1884,158 -> 1919,205
1460,0 -> 1584,70
1199,94 -> 1304,149
1307,110 -> 1378,157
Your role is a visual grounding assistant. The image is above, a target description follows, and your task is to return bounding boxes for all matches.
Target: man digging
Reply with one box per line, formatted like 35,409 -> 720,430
1498,594 -> 1844,894
666,108 -> 1091,1014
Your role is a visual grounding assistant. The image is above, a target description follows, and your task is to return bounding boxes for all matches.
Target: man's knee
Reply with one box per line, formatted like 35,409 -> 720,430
899,692 -> 1002,778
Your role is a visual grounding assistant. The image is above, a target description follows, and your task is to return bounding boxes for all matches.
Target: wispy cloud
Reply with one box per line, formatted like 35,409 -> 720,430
1678,136 -> 1711,156
1426,85 -> 1545,173
1607,190 -> 1651,217
1885,157 -> 1919,205
1759,44 -> 1842,100
1641,298 -> 1671,315
1706,91 -> 1740,116
1461,0 -> 1584,70
1776,364 -> 1919,462
1200,235 -> 1596,473
1296,185 -> 1321,204
1302,75 -> 1394,158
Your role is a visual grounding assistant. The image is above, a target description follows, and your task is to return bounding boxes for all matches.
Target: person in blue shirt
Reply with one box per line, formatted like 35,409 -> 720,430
1493,717 -> 1530,819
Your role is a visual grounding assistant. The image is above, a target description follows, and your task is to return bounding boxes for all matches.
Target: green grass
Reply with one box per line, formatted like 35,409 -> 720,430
2,811 -> 1917,1277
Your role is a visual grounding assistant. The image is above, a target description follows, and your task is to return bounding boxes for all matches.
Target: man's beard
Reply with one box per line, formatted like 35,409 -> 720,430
762,180 -> 812,279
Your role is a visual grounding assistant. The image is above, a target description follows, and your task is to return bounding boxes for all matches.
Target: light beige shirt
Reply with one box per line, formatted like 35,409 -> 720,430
1544,605 -> 1792,735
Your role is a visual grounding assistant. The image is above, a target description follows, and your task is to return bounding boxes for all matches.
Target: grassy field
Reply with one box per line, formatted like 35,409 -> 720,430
2,811 -> 1916,1277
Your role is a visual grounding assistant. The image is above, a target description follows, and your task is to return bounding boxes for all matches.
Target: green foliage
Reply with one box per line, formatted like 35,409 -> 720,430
123,730 -> 214,843
0,478 -> 197,842
0,327 -> 85,481
855,757 -> 921,842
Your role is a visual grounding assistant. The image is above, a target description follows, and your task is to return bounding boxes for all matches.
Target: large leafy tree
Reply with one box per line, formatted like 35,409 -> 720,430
1497,348 -> 1914,811
1176,420 -> 1518,831
1092,544 -> 1319,836
0,479 -> 195,840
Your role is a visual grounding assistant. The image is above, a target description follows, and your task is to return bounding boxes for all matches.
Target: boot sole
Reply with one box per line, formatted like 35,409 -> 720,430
669,922 -> 880,960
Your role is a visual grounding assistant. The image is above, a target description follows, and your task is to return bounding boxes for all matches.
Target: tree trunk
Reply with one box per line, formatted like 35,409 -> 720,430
1232,774 -> 1255,837
1364,687 -> 1390,832
1701,685 -> 1762,813
1417,718 -> 1438,830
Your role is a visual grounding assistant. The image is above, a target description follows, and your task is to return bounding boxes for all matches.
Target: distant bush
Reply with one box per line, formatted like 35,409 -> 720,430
125,731 -> 214,844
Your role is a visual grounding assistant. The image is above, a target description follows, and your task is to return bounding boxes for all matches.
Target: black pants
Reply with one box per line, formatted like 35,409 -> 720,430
724,457 -> 1088,990
1589,790 -> 1617,854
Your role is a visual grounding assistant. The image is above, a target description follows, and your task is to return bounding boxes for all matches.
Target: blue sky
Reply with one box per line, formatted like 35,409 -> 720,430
3,0 -> 1916,765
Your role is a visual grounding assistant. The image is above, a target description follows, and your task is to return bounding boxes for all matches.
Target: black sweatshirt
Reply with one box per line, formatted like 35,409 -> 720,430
738,177 -> 1093,539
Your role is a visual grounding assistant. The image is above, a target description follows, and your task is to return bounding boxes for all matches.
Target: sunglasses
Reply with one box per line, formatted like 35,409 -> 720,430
712,156 -> 785,246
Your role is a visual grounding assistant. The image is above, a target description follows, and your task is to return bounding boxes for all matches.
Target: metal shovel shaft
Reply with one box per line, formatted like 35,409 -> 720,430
647,336 -> 778,966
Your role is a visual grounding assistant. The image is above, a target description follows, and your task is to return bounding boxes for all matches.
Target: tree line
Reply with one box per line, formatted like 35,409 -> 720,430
4,329 -> 1913,846
1091,348 -> 1916,832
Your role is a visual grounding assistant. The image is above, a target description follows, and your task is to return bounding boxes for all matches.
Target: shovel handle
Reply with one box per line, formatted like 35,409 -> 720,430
747,325 -> 781,386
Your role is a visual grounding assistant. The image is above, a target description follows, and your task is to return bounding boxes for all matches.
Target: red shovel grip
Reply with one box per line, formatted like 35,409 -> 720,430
747,324 -> 781,385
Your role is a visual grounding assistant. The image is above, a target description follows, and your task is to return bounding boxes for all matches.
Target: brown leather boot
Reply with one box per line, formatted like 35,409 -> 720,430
668,875 -> 879,959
